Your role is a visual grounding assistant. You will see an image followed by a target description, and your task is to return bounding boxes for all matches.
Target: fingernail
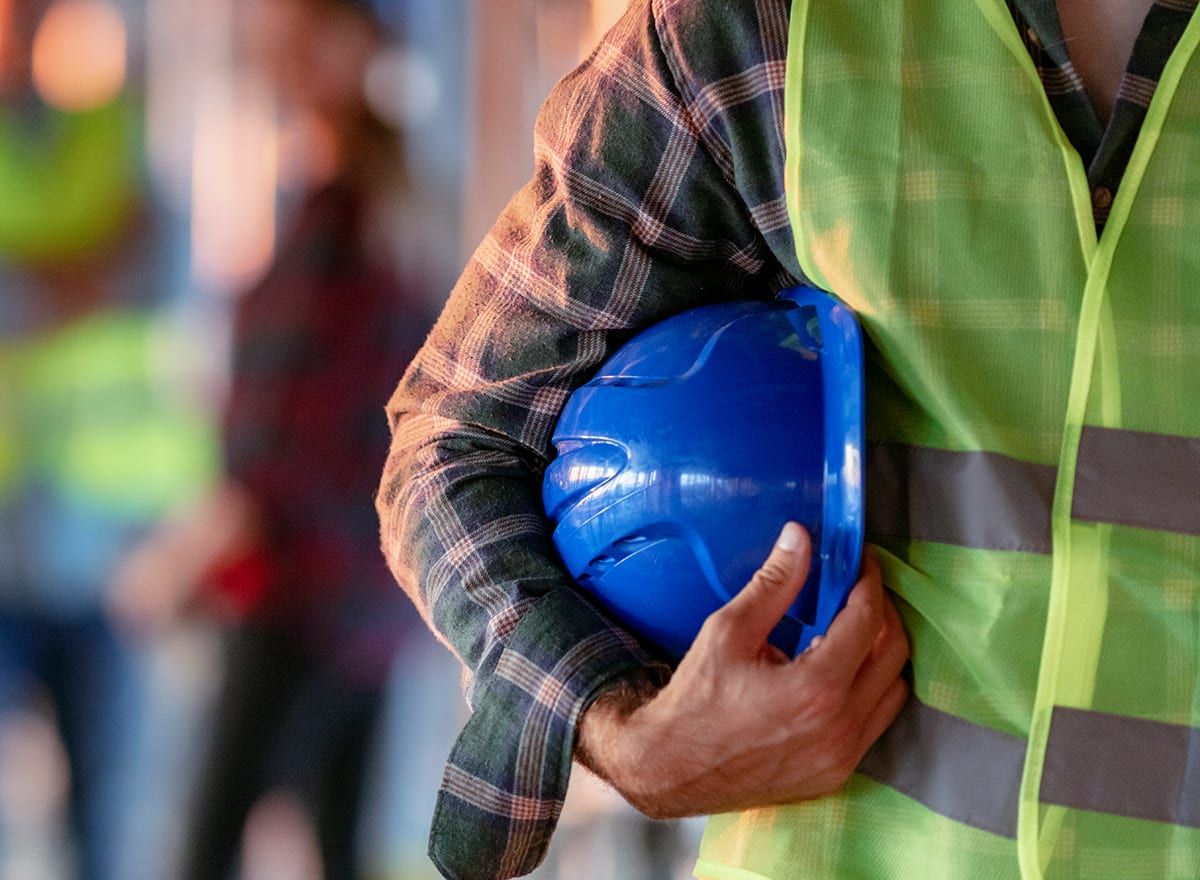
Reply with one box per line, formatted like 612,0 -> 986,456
777,522 -> 801,551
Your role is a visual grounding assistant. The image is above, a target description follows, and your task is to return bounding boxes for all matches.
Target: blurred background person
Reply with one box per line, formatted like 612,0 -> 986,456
0,0 -> 707,877
0,1 -> 220,878
107,0 -> 435,877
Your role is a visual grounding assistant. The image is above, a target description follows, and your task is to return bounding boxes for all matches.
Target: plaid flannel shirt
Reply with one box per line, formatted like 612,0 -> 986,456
376,1 -> 1195,877
227,177 -> 429,684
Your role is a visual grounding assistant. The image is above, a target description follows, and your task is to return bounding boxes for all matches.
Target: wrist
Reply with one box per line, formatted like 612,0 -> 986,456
574,674 -> 661,788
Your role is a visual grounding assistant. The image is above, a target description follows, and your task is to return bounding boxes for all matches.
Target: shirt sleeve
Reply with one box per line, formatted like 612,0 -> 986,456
376,1 -> 799,877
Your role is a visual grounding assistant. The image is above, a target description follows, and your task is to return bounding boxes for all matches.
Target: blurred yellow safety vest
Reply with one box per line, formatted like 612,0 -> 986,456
0,344 -> 19,499
696,3 -> 1200,879
0,96 -> 138,264
14,308 -> 217,518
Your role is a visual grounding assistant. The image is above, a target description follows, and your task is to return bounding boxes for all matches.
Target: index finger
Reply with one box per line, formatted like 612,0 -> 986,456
797,550 -> 886,674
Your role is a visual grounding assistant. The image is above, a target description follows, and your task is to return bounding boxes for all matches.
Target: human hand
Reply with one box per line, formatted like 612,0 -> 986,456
105,527 -> 200,638
105,481 -> 262,637
575,522 -> 910,819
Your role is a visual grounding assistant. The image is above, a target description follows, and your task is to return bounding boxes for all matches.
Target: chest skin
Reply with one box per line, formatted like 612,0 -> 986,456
1056,0 -> 1156,122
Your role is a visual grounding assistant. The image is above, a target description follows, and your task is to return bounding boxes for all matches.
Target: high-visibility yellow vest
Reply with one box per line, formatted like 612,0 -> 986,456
0,97 -> 138,264
0,344 -> 19,499
696,2 -> 1200,878
14,308 -> 218,517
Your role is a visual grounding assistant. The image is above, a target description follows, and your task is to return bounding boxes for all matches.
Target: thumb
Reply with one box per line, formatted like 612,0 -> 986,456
717,522 -> 811,649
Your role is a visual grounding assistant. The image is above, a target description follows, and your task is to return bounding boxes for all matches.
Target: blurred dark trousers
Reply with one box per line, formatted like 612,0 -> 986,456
179,621 -> 383,880
0,606 -> 142,880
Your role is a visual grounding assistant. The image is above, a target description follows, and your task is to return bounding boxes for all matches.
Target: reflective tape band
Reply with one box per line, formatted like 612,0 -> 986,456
1073,425 -> 1200,536
858,696 -> 1024,838
1041,707 -> 1200,828
865,431 -> 1200,550
865,444 -> 1057,553
858,697 -> 1200,836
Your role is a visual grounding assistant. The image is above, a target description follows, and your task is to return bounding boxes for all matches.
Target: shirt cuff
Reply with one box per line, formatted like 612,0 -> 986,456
428,586 -> 669,880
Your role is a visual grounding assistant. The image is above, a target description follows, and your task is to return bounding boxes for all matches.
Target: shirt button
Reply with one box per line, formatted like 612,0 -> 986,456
1092,187 -> 1113,210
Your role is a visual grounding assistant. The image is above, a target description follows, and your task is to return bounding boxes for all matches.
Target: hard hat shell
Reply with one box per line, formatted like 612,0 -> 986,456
543,285 -> 864,660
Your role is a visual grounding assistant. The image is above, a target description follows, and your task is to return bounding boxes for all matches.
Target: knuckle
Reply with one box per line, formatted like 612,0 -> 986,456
797,677 -> 848,724
888,633 -> 912,668
807,733 -> 860,791
844,585 -> 876,622
751,556 -> 791,590
874,622 -> 906,658
862,586 -> 885,619
697,610 -> 739,648
827,748 -> 861,785
882,619 -> 911,662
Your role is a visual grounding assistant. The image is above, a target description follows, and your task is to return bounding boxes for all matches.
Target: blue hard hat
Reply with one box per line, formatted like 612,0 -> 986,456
542,285 -> 864,660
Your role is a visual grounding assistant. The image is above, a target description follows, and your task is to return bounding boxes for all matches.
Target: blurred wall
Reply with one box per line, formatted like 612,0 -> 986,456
461,0 -> 626,264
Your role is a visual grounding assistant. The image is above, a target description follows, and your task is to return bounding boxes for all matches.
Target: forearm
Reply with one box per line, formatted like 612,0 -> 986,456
378,412 -> 616,674
374,1 -> 799,875
378,409 -> 669,879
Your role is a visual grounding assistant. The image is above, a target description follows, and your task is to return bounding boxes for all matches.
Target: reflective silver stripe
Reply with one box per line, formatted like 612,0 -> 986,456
859,698 -> 1200,835
858,696 -> 1024,838
865,430 -> 1200,548
1074,426 -> 1200,536
1041,707 -> 1200,828
865,444 -> 1057,553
